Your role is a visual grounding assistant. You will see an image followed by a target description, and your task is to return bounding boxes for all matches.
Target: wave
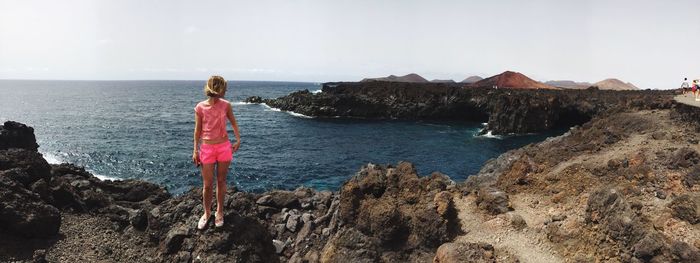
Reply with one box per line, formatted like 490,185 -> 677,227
41,151 -> 121,181
475,130 -> 503,139
42,152 -> 64,165
311,89 -> 322,94
232,101 -> 257,105
261,103 -> 314,118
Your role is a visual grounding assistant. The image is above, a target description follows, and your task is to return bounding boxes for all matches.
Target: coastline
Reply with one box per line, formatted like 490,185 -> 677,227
2,87 -> 700,262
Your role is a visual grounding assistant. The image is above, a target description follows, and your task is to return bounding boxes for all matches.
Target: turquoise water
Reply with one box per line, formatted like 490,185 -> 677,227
0,80 -> 564,194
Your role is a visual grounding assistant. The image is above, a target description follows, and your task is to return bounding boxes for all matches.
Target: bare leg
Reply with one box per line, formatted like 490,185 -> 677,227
201,164 -> 215,218
215,161 -> 230,217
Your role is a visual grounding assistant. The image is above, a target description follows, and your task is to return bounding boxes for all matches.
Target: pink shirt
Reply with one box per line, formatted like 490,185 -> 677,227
195,99 -> 230,140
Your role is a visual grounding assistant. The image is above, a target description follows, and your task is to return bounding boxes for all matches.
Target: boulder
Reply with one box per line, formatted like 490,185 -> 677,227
434,191 -> 454,217
256,190 -> 300,209
633,233 -> 665,260
475,187 -> 511,215
159,224 -> 190,254
667,147 -> 700,169
332,162 -> 459,261
669,193 -> 700,224
95,179 -> 170,205
0,121 -> 39,151
320,228 -> 380,263
0,148 -> 52,186
433,242 -> 496,263
685,166 -> 700,188
0,176 -> 60,237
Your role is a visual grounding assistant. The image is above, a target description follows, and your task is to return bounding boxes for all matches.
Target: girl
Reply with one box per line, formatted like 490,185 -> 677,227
193,75 -> 241,229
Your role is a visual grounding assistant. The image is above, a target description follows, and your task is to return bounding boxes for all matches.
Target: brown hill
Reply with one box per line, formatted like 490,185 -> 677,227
461,76 -> 483,83
361,73 -> 429,83
472,71 -> 559,90
592,78 -> 639,90
545,80 -> 592,89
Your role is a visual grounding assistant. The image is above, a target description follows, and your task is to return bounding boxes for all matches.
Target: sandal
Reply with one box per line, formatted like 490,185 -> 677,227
197,213 -> 211,230
215,212 -> 224,228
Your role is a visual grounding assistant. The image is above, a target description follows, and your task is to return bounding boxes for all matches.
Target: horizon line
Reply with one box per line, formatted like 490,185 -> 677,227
0,78 -> 325,83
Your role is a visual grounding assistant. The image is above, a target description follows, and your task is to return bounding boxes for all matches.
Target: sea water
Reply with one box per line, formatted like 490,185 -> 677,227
0,80 -> 564,194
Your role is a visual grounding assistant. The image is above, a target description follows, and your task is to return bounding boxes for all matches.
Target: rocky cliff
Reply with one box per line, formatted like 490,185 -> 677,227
248,82 -> 674,135
0,121 -> 461,263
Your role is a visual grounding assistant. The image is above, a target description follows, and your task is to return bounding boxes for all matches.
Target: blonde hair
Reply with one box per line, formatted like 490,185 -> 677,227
204,76 -> 227,97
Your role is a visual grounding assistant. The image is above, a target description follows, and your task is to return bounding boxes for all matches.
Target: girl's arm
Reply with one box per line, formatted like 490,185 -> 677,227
226,103 -> 241,152
193,111 -> 202,165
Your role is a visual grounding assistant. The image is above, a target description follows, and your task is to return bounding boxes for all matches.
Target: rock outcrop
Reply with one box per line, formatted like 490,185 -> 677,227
322,163 -> 459,262
0,121 -> 465,262
248,81 -> 673,135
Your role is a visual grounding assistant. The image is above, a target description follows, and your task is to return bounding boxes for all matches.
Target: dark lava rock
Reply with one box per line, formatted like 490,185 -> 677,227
256,82 -> 673,135
256,190 -> 300,209
51,163 -> 93,178
475,187 -> 511,215
670,241 -> 700,262
667,147 -> 700,169
668,193 -> 700,224
328,162 -> 459,262
244,96 -> 263,104
586,187 -> 654,256
0,176 -> 60,237
0,121 -> 39,151
95,179 -> 170,205
633,233 -> 665,260
433,242 -> 496,263
320,228 -> 380,263
0,148 -> 52,186
685,166 -> 700,188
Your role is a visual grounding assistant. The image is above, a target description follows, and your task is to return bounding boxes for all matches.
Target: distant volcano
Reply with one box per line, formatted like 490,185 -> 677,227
361,73 -> 429,83
471,71 -> 559,90
460,76 -> 483,83
592,78 -> 639,90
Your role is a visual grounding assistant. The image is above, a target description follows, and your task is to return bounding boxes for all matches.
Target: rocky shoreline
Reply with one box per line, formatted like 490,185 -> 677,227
3,89 -> 700,262
0,121 -> 459,262
245,82 -> 674,135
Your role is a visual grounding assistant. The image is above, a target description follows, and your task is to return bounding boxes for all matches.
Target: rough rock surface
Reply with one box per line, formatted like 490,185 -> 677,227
246,82 -> 673,134
322,162 -> 460,262
458,109 -> 700,262
433,242 -> 496,263
0,121 -> 39,151
0,121 -> 465,262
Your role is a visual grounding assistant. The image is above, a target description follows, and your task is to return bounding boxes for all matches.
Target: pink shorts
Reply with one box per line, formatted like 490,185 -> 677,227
199,141 -> 233,164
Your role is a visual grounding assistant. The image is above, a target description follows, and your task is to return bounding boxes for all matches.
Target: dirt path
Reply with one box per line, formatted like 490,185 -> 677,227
452,194 -> 563,263
676,94 -> 700,107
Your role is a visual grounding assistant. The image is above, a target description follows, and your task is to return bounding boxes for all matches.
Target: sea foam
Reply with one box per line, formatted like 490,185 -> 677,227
41,151 -> 121,181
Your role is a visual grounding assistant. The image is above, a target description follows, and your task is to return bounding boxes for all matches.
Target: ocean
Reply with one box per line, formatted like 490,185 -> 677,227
0,80 -> 565,194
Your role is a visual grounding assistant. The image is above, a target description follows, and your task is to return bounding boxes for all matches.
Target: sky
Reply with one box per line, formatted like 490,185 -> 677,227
1,0 -> 699,89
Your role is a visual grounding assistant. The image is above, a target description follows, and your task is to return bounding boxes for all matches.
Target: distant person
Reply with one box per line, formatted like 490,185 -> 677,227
694,80 -> 700,101
192,75 -> 241,229
681,78 -> 690,95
